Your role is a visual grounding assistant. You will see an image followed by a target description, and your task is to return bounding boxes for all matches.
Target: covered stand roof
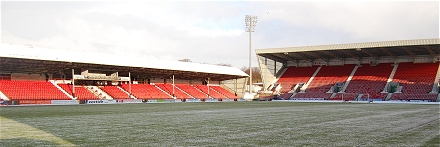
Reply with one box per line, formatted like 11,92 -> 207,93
256,38 -> 440,63
0,43 -> 248,81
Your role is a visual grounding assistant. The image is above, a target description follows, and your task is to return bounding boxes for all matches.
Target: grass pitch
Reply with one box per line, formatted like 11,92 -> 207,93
0,102 -> 439,146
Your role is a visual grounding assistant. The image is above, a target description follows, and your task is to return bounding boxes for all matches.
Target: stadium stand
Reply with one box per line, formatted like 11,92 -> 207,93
175,84 -> 208,98
277,66 -> 318,93
294,65 -> 356,99
0,80 -> 71,100
155,84 -> 193,99
331,63 -> 394,100
121,84 -> 171,99
389,62 -> 439,101
194,85 -> 227,98
58,84 -> 100,100
99,85 -> 130,99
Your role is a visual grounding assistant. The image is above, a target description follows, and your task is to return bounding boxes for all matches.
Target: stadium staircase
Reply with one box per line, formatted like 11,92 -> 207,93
299,66 -> 321,92
382,64 -> 399,93
330,65 -> 359,100
340,65 -> 359,92
431,63 -> 440,93
86,86 -> 112,100
384,93 -> 393,101
329,93 -> 339,100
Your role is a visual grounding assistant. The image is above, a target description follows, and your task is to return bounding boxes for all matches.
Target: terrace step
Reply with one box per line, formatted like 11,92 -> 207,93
0,90 -> 10,101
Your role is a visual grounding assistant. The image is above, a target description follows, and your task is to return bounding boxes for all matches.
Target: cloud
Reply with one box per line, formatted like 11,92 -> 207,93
259,1 -> 439,43
2,1 -> 439,68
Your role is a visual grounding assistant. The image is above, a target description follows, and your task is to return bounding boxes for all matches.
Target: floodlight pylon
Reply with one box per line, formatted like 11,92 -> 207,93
245,15 -> 257,94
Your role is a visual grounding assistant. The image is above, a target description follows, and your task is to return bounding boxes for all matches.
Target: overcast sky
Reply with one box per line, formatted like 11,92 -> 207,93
1,1 -> 439,68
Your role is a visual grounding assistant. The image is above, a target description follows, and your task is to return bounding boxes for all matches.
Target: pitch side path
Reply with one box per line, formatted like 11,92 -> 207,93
0,102 -> 439,146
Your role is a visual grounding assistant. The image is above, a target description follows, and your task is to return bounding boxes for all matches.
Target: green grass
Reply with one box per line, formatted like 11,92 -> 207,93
0,102 -> 439,146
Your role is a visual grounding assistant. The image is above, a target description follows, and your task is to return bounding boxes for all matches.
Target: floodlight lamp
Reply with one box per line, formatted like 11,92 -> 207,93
245,15 -> 258,32
252,16 -> 258,26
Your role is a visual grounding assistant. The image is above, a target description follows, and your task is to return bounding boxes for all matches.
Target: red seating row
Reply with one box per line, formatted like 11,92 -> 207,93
121,84 -> 171,99
331,93 -> 358,101
390,93 -> 437,101
0,80 -> 239,100
331,92 -> 388,101
0,80 -> 71,100
294,92 -> 332,99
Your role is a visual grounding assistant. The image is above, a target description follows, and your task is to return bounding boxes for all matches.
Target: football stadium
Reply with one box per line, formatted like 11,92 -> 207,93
2,38 -> 438,104
0,38 -> 439,146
